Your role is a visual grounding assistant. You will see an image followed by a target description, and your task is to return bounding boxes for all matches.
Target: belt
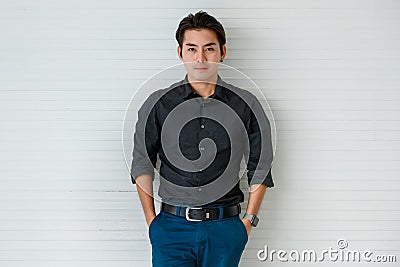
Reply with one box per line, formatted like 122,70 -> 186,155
161,202 -> 241,222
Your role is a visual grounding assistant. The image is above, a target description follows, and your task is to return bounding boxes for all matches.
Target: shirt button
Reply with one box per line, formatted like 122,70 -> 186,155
200,124 -> 205,129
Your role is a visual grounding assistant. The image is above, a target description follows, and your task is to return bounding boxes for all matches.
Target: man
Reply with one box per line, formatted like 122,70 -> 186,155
130,11 -> 274,267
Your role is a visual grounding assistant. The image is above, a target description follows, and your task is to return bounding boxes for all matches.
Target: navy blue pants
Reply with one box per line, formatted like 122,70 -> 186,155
148,210 -> 249,267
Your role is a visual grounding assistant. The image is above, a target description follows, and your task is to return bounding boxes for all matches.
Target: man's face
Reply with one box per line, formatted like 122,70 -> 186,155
178,29 -> 226,82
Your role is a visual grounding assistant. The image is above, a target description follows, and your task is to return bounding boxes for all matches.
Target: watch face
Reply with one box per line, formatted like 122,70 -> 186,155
244,214 -> 259,227
252,216 -> 259,227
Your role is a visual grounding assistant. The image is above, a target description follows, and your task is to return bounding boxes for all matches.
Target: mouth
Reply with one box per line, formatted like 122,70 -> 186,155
193,65 -> 209,71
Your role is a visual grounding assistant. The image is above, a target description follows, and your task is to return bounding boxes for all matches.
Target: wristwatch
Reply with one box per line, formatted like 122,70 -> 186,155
243,213 -> 259,227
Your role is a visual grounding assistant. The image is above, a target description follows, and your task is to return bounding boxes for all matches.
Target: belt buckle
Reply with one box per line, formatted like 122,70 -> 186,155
185,207 -> 203,222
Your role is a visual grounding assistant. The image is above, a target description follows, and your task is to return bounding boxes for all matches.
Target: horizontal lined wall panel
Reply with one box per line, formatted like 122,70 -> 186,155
1,0 -> 399,266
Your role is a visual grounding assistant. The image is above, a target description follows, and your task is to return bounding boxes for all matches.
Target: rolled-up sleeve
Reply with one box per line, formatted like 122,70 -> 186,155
245,94 -> 274,187
130,92 -> 160,184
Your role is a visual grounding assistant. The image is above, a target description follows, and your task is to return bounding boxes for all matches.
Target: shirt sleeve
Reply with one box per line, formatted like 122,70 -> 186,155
130,92 -> 161,184
245,93 -> 274,187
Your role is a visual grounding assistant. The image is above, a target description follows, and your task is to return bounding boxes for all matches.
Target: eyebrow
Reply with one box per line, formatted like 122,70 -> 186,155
184,42 -> 217,47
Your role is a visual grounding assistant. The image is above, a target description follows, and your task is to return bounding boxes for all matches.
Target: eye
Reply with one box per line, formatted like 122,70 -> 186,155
206,47 -> 214,51
188,48 -> 195,52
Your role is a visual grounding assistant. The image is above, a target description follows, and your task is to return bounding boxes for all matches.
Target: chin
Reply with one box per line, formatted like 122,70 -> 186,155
190,71 -> 218,83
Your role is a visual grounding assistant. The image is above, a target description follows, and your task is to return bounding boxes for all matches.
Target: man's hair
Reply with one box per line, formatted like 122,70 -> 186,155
175,11 -> 226,58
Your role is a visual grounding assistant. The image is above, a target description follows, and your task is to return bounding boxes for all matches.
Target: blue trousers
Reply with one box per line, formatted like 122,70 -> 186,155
148,210 -> 248,267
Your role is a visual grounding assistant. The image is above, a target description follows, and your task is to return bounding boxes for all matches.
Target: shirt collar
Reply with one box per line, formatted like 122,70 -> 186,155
181,74 -> 229,101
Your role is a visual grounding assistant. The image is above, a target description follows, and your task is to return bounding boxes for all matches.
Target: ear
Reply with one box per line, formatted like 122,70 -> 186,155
177,46 -> 183,61
220,45 -> 227,62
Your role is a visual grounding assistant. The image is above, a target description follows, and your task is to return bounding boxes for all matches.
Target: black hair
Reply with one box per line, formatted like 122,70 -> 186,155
175,11 -> 226,60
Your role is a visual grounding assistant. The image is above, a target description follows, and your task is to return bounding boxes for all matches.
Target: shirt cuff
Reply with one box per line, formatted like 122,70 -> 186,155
248,168 -> 274,187
130,166 -> 155,184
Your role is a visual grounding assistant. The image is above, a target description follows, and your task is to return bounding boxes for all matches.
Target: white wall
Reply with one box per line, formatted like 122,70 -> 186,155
1,0 -> 399,266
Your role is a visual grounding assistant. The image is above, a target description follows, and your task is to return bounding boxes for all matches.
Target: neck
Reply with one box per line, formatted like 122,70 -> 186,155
187,75 -> 218,98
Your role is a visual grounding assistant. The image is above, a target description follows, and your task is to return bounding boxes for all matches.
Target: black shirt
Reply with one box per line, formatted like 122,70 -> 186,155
130,75 -> 274,207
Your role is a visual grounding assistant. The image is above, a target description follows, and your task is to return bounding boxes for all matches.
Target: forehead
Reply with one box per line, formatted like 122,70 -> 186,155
182,28 -> 219,45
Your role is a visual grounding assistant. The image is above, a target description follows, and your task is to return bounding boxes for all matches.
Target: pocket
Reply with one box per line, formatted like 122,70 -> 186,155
148,213 -> 161,238
237,217 -> 249,242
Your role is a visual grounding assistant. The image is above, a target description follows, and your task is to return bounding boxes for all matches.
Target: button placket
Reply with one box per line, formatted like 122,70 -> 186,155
199,100 -> 206,151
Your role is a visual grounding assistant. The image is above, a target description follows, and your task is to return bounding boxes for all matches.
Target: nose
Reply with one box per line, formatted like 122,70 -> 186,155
197,49 -> 206,63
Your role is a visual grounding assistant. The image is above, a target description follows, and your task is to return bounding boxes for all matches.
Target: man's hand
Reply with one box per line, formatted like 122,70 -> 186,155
146,214 -> 156,227
241,217 -> 253,236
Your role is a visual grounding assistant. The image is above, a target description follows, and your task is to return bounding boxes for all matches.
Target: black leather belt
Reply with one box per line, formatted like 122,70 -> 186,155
161,202 -> 241,222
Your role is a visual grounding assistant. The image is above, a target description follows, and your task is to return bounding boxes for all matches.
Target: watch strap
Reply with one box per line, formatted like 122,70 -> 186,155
243,213 -> 259,227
